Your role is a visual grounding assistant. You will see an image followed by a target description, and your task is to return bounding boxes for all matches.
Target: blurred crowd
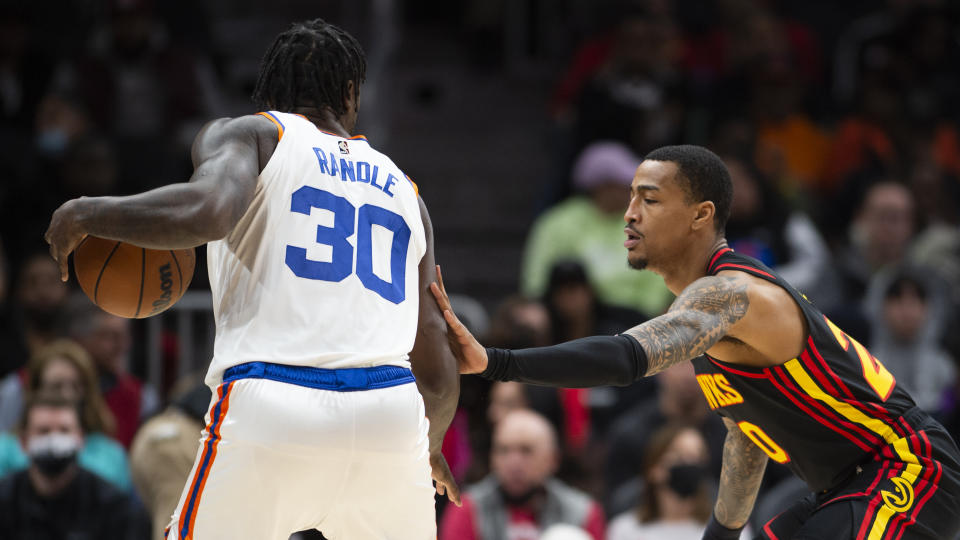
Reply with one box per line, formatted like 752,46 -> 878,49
0,0 -> 959,539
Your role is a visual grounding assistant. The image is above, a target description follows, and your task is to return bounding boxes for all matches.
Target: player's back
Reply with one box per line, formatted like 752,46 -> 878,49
692,248 -> 925,491
205,111 -> 425,385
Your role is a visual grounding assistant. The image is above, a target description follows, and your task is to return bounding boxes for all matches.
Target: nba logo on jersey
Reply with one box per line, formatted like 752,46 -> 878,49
338,140 -> 349,154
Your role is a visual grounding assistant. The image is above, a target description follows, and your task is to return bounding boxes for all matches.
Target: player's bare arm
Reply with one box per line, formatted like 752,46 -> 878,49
714,417 -> 767,529
408,197 -> 462,505
623,274 -> 748,375
44,115 -> 273,281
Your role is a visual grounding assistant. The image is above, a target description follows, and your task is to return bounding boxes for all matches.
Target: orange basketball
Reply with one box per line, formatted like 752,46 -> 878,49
73,236 -> 196,319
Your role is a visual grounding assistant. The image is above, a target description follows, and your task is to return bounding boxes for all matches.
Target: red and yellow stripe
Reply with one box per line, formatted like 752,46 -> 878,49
779,359 -> 935,540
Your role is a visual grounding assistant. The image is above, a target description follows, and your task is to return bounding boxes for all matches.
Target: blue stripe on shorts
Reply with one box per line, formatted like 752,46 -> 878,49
222,362 -> 415,391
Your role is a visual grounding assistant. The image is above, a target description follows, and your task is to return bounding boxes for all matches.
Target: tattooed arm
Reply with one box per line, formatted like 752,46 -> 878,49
623,275 -> 749,375
714,417 -> 768,529
431,270 -> 750,385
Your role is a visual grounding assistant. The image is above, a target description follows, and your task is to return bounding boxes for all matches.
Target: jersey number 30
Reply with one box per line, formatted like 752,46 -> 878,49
285,186 -> 411,304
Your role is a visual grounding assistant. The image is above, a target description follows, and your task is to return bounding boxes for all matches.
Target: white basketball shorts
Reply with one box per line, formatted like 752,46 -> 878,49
164,362 -> 436,540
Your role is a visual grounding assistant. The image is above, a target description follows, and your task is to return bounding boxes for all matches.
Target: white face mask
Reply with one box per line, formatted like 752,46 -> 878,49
26,433 -> 81,478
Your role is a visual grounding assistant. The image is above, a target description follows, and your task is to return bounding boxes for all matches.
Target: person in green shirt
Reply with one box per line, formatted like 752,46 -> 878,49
522,141 -> 673,316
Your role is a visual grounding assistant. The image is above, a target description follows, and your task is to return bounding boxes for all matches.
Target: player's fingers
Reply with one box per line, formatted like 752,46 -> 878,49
430,282 -> 451,312
442,309 -> 468,337
57,252 -> 69,282
445,478 -> 461,506
435,264 -> 445,292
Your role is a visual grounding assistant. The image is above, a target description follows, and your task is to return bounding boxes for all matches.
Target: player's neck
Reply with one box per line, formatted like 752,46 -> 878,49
660,237 -> 728,295
291,106 -> 351,138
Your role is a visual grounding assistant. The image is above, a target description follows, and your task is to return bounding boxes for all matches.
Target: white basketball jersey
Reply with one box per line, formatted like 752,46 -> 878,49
204,111 -> 426,385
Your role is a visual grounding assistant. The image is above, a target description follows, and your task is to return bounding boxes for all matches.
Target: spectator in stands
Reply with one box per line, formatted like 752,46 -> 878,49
12,252 -> 68,358
569,7 -> 684,154
607,424 -> 715,540
865,269 -> 956,414
455,296 -> 554,485
542,260 -> 652,445
522,141 -> 673,317
440,409 -> 605,540
832,181 -> 917,330
0,339 -> 130,490
130,375 -> 210,540
722,154 -> 837,305
51,0 -> 209,191
0,394 -> 149,539
604,362 -> 727,516
487,382 -> 530,427
65,295 -> 158,448
0,252 -> 70,431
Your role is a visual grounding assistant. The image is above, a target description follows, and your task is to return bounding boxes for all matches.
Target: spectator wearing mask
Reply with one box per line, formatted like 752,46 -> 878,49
865,269 -> 956,414
64,295 -> 158,447
604,363 -> 727,516
522,141 -> 673,316
0,394 -> 149,539
0,339 -> 130,490
440,409 -> 605,540
607,424 -> 716,540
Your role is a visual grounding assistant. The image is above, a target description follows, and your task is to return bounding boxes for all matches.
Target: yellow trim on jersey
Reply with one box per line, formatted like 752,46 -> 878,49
782,360 -> 920,540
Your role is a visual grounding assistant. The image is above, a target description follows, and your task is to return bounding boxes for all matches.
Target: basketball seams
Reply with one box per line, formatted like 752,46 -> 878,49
78,238 -> 194,318
93,241 -> 123,304
134,248 -> 145,318
170,250 -> 184,296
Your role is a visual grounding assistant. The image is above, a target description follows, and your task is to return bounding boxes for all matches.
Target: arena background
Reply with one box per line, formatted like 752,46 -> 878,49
1,0 -> 959,539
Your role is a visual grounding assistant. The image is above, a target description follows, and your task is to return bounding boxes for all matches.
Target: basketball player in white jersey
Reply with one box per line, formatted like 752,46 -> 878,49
45,19 -> 461,540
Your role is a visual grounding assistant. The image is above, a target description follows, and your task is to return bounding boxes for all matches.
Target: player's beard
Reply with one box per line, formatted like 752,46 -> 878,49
628,255 -> 647,270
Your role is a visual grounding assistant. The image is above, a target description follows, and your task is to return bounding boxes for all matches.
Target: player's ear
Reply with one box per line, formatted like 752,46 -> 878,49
691,201 -> 715,231
345,80 -> 357,112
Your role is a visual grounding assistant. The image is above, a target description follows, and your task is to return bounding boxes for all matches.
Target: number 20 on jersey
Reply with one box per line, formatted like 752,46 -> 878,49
285,186 -> 411,304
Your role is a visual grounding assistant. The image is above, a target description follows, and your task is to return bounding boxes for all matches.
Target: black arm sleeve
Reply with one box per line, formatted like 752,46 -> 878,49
480,334 -> 648,387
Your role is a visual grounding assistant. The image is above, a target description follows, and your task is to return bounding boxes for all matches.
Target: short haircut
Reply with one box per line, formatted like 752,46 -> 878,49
252,18 -> 367,115
644,145 -> 733,233
19,393 -> 83,434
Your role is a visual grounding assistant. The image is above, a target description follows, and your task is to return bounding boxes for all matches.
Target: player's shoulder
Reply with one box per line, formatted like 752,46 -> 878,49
196,114 -> 277,143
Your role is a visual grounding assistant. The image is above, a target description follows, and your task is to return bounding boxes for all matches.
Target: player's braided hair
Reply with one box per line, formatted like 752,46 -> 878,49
252,19 -> 366,115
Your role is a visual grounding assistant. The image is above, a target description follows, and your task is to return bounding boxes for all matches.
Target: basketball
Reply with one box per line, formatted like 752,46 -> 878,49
73,236 -> 196,319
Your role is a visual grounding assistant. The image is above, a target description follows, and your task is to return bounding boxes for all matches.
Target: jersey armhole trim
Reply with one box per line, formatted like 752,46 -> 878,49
257,111 -> 285,140
405,174 -> 419,197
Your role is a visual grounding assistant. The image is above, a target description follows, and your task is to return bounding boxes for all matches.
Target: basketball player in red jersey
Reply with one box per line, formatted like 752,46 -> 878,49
432,145 -> 960,540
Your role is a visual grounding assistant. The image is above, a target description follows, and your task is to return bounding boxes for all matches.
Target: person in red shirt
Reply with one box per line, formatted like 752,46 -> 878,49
440,409 -> 605,540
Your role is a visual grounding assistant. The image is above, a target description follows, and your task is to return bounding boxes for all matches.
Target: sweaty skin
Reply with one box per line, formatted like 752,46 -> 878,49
431,159 -> 811,528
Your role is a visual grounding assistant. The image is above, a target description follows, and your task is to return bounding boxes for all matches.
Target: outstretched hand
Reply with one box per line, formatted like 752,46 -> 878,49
44,198 -> 88,282
429,451 -> 461,506
429,265 -> 489,374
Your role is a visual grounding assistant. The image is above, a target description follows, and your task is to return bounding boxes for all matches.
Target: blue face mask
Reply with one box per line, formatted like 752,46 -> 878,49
27,432 -> 80,478
36,129 -> 69,156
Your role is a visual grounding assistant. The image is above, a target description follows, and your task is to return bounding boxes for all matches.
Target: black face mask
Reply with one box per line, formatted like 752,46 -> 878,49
27,433 -> 80,479
667,463 -> 706,498
32,452 -> 77,478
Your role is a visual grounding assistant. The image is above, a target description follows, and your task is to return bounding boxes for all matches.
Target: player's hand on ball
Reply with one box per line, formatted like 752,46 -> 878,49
45,198 -> 89,282
429,451 -> 461,506
430,265 -> 489,374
